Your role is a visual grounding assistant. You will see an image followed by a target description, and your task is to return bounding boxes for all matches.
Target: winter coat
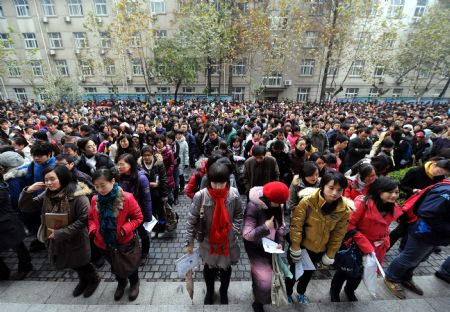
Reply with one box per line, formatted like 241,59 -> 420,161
26,157 -> 56,188
344,174 -> 370,200
176,137 -> 190,175
266,138 -> 290,154
0,181 -> 26,252
76,153 -> 115,176
287,176 -> 319,211
138,154 -> 169,199
307,130 -> 329,154
195,132 -> 207,158
290,149 -> 307,175
18,182 -> 92,270
243,187 -> 285,304
3,163 -> 29,210
243,156 -> 280,194
185,187 -> 243,269
185,132 -> 197,162
157,145 -> 175,189
204,137 -> 220,157
290,188 -> 351,259
185,159 -> 207,199
348,196 -> 403,264
410,181 -> 450,246
119,170 -> 153,222
344,137 -> 373,171
400,166 -> 445,199
88,187 -> 143,251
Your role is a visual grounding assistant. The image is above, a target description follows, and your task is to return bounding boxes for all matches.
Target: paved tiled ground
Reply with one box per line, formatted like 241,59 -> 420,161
1,193 -> 448,283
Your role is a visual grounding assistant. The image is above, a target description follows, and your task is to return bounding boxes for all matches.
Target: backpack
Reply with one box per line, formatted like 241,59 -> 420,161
165,201 -> 179,232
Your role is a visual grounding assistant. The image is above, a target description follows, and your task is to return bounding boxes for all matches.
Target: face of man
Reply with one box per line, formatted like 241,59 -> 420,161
312,125 -> 320,134
1,122 -> 9,131
359,131 -> 369,141
255,155 -> 265,163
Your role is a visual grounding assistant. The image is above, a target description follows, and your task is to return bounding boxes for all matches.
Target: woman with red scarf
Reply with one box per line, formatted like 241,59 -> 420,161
185,161 -> 243,305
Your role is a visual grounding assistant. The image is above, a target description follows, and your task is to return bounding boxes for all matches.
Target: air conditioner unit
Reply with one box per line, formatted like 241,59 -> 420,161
284,80 -> 292,86
65,16 -> 71,23
97,17 -> 103,23
42,16 -> 49,23
100,49 -> 106,55
75,49 -> 81,55
79,76 -> 86,82
49,49 -> 56,56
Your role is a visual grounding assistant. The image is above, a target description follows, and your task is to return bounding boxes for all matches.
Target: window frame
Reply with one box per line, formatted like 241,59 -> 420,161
392,88 -> 403,97
14,0 -> 30,17
232,60 -> 246,76
157,87 -> 170,94
23,32 -> 38,49
55,59 -> 69,76
48,32 -> 63,49
232,87 -> 245,101
297,87 -> 310,102
41,0 -> 56,17
100,32 -> 111,48
94,0 -> 108,16
7,61 -> 21,77
387,0 -> 405,18
0,33 -> 12,49
30,60 -> 44,76
150,0 -> 166,14
349,60 -> 365,77
304,31 -> 317,48
68,0 -> 83,17
80,61 -> 94,76
132,60 -> 144,76
14,87 -> 28,101
84,87 -> 97,93
345,88 -> 359,98
300,59 -> 315,76
73,32 -> 87,48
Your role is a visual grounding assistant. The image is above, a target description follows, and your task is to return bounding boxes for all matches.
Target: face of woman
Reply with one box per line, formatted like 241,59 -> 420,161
117,159 -> 131,175
156,140 -> 164,149
94,177 -> 115,196
296,140 -> 306,151
363,169 -> 377,185
431,163 -> 450,177
232,140 -> 240,148
211,181 -> 227,189
305,170 -> 319,185
84,140 -> 97,157
322,180 -> 344,203
132,137 -> 140,145
119,138 -> 130,149
44,171 -> 61,191
315,158 -> 325,170
379,187 -> 400,204
142,152 -> 153,164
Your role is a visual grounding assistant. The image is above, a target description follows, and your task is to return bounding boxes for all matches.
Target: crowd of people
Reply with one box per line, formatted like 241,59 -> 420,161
0,98 -> 449,310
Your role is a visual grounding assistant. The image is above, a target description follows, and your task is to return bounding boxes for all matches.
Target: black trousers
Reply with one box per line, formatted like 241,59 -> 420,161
285,248 -> 323,296
136,224 -> 150,256
389,222 -> 409,251
331,269 -> 362,293
0,241 -> 32,278
101,250 -> 139,286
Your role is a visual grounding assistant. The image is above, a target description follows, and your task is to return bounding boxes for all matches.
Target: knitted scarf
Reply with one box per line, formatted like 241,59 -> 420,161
97,183 -> 119,247
207,187 -> 231,256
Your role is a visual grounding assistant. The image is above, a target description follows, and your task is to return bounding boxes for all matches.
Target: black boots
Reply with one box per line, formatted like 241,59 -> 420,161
73,271 -> 88,297
252,301 -> 265,312
219,267 -> 232,304
129,282 -> 139,301
330,271 -> 346,302
203,265 -> 215,305
73,265 -> 100,298
83,271 -> 100,298
114,280 -> 128,301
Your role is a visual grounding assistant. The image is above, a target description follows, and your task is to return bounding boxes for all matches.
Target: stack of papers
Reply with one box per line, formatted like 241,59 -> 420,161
295,249 -> 316,279
175,249 -> 200,278
262,237 -> 284,254
143,215 -> 158,233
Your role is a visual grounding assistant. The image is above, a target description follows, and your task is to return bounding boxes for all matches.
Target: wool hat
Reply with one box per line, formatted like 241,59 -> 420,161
415,131 -> 425,137
0,151 -> 25,168
263,181 -> 289,204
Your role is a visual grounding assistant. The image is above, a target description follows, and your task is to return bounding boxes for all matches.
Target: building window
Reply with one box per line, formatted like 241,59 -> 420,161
414,0 -> 427,18
269,16 -> 288,30
392,88 -> 403,97
104,59 -> 115,76
387,0 -> 404,18
368,88 -> 379,97
238,2 -> 248,12
300,59 -> 315,76
48,32 -> 63,48
13,0 -> 30,17
210,87 -> 219,94
14,88 -> 27,101
150,0 -> 165,14
155,30 -> 167,39
131,33 -> 141,47
109,86 -> 119,93
135,87 -> 146,93
0,33 -> 12,49
55,60 -> 69,76
326,60 -> 338,76
297,88 -> 310,102
37,89 -> 49,102
263,72 -> 282,86
157,87 -> 169,94
383,33 -> 396,49
210,63 -> 220,76
80,61 -> 94,76
345,88 -> 359,98
95,0 -> 107,16
31,60 -> 44,76
182,87 -> 195,93
418,68 -> 430,78
132,60 -> 143,76
310,0 -> 324,16
68,0 -> 83,17
374,65 -> 384,77
349,60 -> 365,77
100,32 -> 111,48
41,0 -> 55,16
232,87 -> 245,101
304,31 -> 317,48
84,87 -> 97,93
73,32 -> 87,48
357,32 -> 370,49
23,33 -> 38,49
7,61 -> 21,77
232,60 -> 246,76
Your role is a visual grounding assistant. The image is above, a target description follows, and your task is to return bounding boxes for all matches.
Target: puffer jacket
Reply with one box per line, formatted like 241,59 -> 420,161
157,145 -> 175,189
3,162 -> 29,210
176,136 -> 190,175
185,187 -> 243,269
138,154 -> 169,199
287,175 -> 319,211
290,188 -> 351,259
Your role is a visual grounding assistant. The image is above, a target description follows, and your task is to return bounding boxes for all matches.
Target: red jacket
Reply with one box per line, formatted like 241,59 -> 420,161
186,159 -> 207,199
348,196 -> 403,264
88,190 -> 143,250
343,177 -> 369,200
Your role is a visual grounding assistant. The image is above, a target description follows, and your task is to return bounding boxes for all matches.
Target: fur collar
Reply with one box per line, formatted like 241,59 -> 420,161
95,186 -> 125,217
3,165 -> 28,181
137,154 -> 163,168
73,181 -> 93,198
249,186 -> 268,209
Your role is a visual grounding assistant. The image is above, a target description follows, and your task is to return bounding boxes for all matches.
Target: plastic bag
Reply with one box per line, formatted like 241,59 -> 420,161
363,252 -> 378,297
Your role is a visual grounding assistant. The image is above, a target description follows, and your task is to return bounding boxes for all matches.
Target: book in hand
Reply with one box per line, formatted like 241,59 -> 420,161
45,213 -> 69,235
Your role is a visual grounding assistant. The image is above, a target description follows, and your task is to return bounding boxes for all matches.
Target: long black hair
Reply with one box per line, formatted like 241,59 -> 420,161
365,176 -> 398,215
117,153 -> 139,187
43,165 -> 77,194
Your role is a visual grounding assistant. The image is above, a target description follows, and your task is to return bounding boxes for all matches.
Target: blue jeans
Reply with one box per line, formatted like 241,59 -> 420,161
385,233 -> 435,283
438,256 -> 450,277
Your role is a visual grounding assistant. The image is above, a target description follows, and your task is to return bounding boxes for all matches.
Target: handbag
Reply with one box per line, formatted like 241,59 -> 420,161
333,229 -> 363,278
111,234 -> 142,279
195,189 -> 207,242
165,201 -> 179,231
271,254 -> 289,307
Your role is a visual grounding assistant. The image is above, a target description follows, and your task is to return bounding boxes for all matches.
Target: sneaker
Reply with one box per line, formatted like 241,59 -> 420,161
150,231 -> 157,239
435,271 -> 450,284
296,294 -> 310,304
401,279 -> 424,296
384,277 -> 406,299
157,231 -> 169,239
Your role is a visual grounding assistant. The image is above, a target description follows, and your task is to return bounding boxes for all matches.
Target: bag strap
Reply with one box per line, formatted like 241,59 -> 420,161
343,229 -> 358,241
199,189 -> 205,219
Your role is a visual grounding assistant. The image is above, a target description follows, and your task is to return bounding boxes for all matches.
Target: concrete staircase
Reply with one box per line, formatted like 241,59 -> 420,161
0,276 -> 449,311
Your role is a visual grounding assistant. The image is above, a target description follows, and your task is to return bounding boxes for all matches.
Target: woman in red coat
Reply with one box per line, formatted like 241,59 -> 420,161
330,176 -> 402,302
88,169 -> 143,302
344,162 -> 377,199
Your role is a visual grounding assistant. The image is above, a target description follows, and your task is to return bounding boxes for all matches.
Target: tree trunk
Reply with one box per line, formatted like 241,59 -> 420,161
174,79 -> 181,103
228,63 -> 233,95
438,76 -> 450,98
218,59 -> 222,95
319,1 -> 339,104
207,57 -> 212,95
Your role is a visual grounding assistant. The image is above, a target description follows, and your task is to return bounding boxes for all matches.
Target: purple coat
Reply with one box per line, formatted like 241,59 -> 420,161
243,187 -> 285,304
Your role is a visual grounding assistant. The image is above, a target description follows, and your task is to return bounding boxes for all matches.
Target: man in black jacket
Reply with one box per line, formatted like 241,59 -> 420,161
343,128 -> 372,172
76,138 -> 115,176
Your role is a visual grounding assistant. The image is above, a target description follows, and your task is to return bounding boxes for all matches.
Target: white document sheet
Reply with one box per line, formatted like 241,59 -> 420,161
175,249 -> 200,278
295,249 -> 316,280
143,215 -> 158,233
262,237 -> 284,254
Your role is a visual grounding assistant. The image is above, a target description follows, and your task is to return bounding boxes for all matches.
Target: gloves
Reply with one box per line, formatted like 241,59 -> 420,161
321,253 -> 335,266
184,244 -> 194,254
289,247 -> 302,263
